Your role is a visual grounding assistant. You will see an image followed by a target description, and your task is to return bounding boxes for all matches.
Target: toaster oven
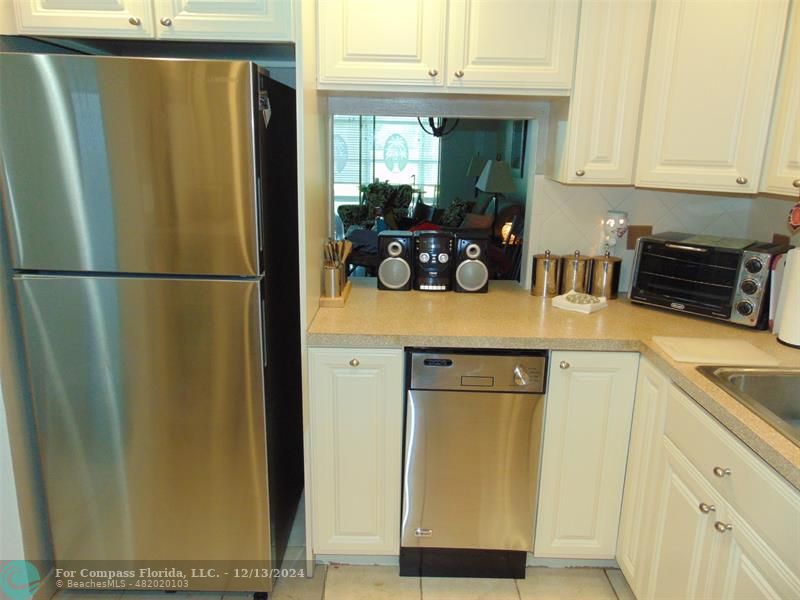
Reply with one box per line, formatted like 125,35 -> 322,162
630,233 -> 791,328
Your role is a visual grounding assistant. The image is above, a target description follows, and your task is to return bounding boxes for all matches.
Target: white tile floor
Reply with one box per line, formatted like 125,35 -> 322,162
58,565 -> 636,600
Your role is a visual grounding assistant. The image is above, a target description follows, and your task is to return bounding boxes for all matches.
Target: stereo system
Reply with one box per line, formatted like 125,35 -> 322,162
376,231 -> 489,293
414,231 -> 453,291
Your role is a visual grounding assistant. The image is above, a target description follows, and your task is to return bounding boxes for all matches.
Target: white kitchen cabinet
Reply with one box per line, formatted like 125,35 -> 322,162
309,347 -> 404,555
444,0 -> 579,92
12,0 -> 293,41
619,364 -> 800,599
534,351 -> 639,559
546,0 -> 652,184
636,0 -> 789,193
317,0 -> 447,88
645,432 -> 721,600
317,0 -> 579,95
153,0 -> 293,42
711,504 -> 799,600
616,358 -> 669,596
761,2 -> 800,196
13,0 -> 155,38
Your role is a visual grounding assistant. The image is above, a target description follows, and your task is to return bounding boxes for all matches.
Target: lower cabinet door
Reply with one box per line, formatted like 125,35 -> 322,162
309,347 -> 404,555
616,358 -> 670,596
534,351 -> 639,558
710,505 -> 800,600
645,438 -> 722,600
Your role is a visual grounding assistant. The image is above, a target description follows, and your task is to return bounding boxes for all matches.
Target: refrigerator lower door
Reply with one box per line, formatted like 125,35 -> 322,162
15,275 -> 271,592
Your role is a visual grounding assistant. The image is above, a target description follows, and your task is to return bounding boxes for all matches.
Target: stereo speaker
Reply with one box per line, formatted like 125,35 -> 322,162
377,230 -> 414,291
453,233 -> 489,293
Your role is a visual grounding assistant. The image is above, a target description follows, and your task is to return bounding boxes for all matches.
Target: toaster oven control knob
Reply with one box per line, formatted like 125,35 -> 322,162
740,279 -> 759,295
736,300 -> 755,316
513,365 -> 529,386
419,252 -> 430,264
744,258 -> 763,274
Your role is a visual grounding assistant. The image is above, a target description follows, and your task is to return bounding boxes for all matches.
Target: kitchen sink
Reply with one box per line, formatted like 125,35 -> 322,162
697,366 -> 800,447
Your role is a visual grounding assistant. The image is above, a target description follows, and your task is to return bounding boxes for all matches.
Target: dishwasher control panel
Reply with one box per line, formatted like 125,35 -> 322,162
409,351 -> 547,394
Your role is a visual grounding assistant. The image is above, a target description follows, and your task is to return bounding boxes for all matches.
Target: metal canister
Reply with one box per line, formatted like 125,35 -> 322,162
591,251 -> 622,298
531,250 -> 561,297
560,250 -> 591,294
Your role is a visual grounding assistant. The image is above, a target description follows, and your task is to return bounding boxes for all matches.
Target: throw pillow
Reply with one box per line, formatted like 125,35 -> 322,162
459,213 -> 494,230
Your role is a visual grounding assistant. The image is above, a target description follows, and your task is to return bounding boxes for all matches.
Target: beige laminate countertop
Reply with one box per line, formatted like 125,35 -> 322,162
308,278 -> 800,489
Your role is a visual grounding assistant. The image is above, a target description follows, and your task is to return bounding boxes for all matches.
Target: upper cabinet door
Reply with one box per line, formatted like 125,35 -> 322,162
761,3 -> 800,196
445,0 -> 579,92
548,0 -> 652,184
636,0 -> 789,193
153,0 -> 293,42
317,0 -> 447,88
13,0 -> 154,38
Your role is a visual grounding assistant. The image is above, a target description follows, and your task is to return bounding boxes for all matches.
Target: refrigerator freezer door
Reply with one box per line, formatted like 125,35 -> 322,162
0,54 -> 260,276
15,275 -> 271,591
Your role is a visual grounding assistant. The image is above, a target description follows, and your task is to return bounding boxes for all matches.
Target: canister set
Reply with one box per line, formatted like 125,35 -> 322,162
531,250 -> 621,298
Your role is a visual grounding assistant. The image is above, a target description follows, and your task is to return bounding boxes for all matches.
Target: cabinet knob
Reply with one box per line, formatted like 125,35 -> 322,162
712,466 -> 732,478
349,358 -> 359,367
454,70 -> 465,78
793,179 -> 800,188
160,17 -> 173,26
735,176 -> 748,185
428,69 -> 439,77
128,16 -> 141,26
714,521 -> 733,533
575,169 -> 585,177
698,502 -> 716,514
559,361 -> 570,369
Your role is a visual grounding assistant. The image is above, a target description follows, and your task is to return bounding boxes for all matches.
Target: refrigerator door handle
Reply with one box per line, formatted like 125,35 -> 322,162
261,298 -> 268,368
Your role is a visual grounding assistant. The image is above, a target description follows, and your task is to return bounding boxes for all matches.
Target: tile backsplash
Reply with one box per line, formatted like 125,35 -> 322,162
529,176 -> 797,293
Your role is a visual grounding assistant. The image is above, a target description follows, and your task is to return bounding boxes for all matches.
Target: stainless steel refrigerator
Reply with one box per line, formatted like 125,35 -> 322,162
0,53 -> 303,593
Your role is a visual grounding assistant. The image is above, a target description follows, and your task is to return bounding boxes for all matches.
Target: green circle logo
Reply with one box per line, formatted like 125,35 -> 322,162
1,561 -> 40,600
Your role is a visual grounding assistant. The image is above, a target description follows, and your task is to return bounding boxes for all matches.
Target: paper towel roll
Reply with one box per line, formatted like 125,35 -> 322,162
776,247 -> 800,348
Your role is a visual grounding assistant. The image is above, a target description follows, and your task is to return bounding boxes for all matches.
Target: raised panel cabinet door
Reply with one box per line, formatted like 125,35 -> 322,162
446,0 -> 579,93
645,437 -> 722,600
558,0 -> 652,184
13,0 -> 154,38
616,358 -> 670,598
710,505 -> 800,600
153,0 -> 293,41
534,351 -> 639,558
761,2 -> 800,196
309,347 -> 404,555
317,0 -> 446,88
636,0 -> 789,193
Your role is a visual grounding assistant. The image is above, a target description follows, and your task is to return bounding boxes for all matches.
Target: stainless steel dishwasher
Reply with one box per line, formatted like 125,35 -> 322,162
400,350 -> 547,579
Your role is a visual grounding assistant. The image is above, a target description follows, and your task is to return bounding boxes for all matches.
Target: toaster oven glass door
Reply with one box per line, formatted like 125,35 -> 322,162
633,242 -> 741,316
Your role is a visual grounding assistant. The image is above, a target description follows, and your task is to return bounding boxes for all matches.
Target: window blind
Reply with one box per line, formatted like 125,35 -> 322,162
332,116 -> 441,212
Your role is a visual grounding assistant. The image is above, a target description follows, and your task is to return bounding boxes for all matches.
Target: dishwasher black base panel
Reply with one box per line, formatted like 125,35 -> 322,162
399,547 -> 527,579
